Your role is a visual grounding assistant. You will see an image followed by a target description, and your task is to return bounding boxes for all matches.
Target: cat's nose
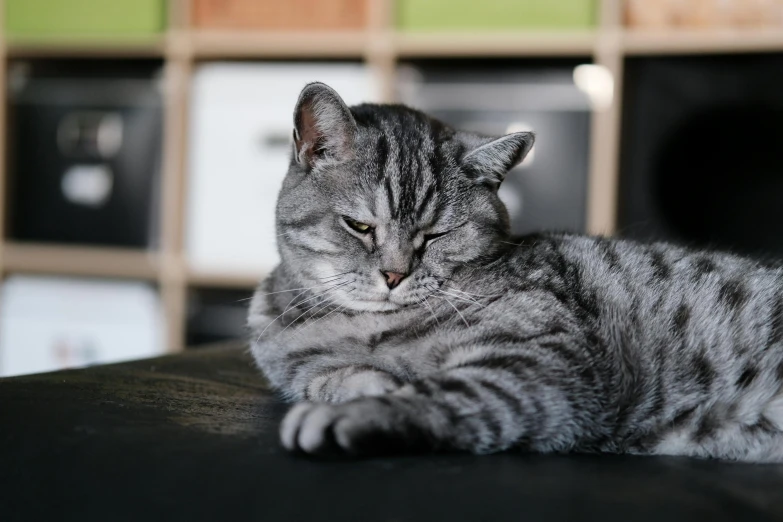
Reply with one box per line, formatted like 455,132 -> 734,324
381,271 -> 407,290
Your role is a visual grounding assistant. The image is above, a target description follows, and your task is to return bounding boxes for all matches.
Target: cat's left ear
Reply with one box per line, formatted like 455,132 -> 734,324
461,132 -> 535,187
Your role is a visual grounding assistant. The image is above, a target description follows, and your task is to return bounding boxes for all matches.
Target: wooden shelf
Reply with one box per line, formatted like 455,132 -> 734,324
394,31 -> 598,57
623,29 -> 783,55
2,243 -> 160,280
187,269 -> 263,289
190,30 -> 370,59
6,30 -> 783,61
2,0 -> 782,353
5,37 -> 166,58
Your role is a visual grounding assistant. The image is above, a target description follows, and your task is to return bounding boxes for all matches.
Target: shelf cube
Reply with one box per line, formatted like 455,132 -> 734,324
5,0 -> 166,38
397,0 -> 597,30
192,0 -> 367,30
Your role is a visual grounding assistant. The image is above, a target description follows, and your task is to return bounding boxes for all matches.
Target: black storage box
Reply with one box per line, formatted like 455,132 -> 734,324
398,60 -> 592,235
7,61 -> 163,248
619,54 -> 783,259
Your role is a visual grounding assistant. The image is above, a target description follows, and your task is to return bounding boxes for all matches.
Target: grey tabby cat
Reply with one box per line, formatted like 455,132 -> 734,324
249,82 -> 783,462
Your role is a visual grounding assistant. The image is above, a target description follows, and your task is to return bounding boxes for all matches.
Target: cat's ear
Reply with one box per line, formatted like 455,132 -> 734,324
460,132 -> 535,187
292,82 -> 357,169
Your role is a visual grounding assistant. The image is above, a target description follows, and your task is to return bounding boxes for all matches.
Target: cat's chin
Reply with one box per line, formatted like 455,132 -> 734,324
342,299 -> 402,313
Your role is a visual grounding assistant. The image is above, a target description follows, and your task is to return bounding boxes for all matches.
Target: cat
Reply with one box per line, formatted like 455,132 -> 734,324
248,82 -> 783,461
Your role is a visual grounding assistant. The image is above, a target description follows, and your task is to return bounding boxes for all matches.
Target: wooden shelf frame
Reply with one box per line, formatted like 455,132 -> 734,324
1,0 -> 782,350
6,37 -> 167,58
2,242 -> 160,280
186,270 -> 264,290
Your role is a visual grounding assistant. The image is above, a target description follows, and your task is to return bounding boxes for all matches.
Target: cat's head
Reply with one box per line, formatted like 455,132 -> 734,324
275,82 -> 534,312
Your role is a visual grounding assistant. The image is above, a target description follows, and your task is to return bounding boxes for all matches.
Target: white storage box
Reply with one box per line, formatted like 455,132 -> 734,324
0,276 -> 164,377
186,63 -> 380,276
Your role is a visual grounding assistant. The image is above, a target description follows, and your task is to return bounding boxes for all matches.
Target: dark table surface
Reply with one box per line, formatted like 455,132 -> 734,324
3,344 -> 783,522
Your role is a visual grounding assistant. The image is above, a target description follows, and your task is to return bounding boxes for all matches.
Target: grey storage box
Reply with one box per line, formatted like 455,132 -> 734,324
398,62 -> 592,235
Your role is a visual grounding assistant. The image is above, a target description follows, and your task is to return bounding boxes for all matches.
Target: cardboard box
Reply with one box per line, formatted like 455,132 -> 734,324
193,0 -> 367,30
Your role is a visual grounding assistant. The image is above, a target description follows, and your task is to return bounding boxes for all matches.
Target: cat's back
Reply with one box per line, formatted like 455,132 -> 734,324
500,232 -> 783,356
504,231 -> 783,298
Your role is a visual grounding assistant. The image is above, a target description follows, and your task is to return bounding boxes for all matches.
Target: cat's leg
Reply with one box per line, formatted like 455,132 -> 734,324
304,364 -> 403,403
252,341 -> 405,403
280,349 -> 608,455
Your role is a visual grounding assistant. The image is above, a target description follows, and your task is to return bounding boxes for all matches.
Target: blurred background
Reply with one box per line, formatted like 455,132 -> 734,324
0,0 -> 782,376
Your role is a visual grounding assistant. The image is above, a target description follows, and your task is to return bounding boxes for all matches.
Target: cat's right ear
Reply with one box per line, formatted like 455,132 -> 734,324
460,131 -> 535,188
292,82 -> 357,170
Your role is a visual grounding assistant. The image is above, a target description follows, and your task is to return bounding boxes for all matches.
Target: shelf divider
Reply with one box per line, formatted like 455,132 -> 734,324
0,0 -> 7,285
159,0 -> 195,352
586,0 -> 623,236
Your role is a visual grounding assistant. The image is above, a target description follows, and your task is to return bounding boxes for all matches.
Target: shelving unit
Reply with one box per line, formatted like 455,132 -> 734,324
1,0 -> 782,351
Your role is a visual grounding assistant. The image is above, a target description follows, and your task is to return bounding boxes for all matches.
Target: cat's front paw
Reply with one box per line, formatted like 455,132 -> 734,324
280,398 -> 430,456
307,368 -> 401,403
334,370 -> 401,401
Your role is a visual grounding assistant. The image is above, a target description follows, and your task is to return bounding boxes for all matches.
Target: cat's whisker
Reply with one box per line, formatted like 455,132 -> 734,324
316,272 -> 352,283
275,303 -> 323,339
430,294 -> 470,328
256,281 -> 351,342
281,280 -> 349,318
288,281 -> 351,312
437,289 -> 485,308
297,288 -> 354,332
318,270 -> 352,278
276,282 -> 352,337
419,296 -> 440,326
298,296 -> 353,334
281,287 -> 317,317
291,302 -> 332,337
251,280 -> 346,298
282,302 -> 327,340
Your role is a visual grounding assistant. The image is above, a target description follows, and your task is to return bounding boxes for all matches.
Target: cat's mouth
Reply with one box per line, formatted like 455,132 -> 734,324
342,289 -> 411,312
345,298 -> 400,312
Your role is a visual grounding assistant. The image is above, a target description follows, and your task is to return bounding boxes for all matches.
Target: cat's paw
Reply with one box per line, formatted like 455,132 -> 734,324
333,370 -> 401,402
308,369 -> 401,403
280,398 -> 429,456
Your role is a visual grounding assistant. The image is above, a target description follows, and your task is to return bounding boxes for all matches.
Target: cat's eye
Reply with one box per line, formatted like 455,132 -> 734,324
343,217 -> 373,233
423,231 -> 449,244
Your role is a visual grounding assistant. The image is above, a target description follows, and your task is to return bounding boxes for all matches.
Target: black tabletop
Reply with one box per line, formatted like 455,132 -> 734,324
2,344 -> 783,522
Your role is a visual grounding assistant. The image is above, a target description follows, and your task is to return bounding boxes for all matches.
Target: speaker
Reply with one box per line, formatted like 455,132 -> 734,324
619,54 -> 783,259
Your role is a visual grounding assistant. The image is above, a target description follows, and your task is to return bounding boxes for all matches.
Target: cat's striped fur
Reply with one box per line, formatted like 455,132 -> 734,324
249,82 -> 783,461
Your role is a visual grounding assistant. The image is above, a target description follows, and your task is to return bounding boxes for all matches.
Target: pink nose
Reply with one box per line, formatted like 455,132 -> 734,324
381,271 -> 407,290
